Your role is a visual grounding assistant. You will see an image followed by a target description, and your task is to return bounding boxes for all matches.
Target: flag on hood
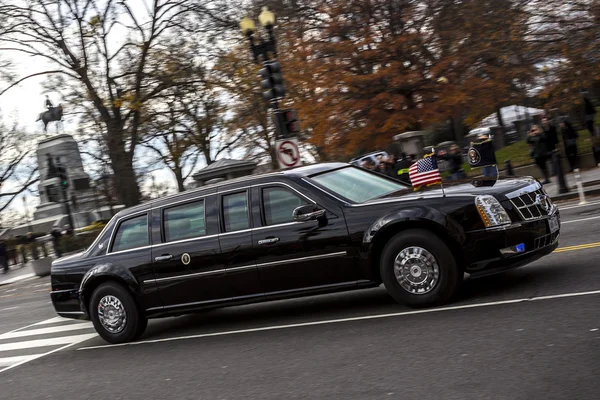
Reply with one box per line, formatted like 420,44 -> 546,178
409,154 -> 442,190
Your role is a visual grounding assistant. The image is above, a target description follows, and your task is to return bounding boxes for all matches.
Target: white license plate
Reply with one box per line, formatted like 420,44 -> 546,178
548,215 -> 559,234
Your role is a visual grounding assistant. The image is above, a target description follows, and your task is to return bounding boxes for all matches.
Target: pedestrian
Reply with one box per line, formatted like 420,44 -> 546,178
394,152 -> 413,184
0,240 -> 8,274
541,117 -> 559,176
527,124 -> 551,184
584,96 -> 596,136
475,133 -> 498,178
560,120 -> 578,172
51,227 -> 62,258
439,144 -> 465,180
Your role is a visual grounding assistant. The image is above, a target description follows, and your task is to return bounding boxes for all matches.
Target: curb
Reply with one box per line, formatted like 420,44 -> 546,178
0,273 -> 37,287
550,187 -> 600,202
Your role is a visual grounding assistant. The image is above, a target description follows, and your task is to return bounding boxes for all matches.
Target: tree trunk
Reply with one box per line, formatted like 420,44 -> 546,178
173,166 -> 185,192
106,126 -> 141,207
269,145 -> 278,170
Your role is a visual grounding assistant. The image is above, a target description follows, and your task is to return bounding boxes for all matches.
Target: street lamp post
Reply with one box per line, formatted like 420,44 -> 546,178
241,8 -> 294,133
240,8 -> 302,169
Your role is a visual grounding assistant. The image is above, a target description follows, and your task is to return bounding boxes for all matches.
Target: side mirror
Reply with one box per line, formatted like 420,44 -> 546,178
293,204 -> 326,222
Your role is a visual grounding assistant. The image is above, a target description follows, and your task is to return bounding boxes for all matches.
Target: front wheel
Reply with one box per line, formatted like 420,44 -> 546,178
380,229 -> 461,308
89,282 -> 147,344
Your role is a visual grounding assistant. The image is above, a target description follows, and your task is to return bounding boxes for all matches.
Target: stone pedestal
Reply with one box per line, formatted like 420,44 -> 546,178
32,134 -> 111,229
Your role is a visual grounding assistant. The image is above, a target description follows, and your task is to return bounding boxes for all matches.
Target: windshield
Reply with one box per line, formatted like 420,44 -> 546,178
310,166 -> 409,203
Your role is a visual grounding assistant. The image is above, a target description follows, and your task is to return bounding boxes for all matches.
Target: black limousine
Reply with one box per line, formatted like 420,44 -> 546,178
51,163 -> 560,343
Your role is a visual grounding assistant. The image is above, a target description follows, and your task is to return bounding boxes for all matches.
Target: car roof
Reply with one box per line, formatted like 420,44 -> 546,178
116,162 -> 350,217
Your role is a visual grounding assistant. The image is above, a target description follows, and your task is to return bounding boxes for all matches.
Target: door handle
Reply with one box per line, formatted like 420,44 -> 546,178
258,237 -> 280,245
154,254 -> 173,262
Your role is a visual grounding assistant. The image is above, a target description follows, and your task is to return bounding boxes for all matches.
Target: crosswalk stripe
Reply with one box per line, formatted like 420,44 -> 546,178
31,316 -> 78,326
0,355 -> 43,367
0,323 -> 93,340
0,333 -> 97,352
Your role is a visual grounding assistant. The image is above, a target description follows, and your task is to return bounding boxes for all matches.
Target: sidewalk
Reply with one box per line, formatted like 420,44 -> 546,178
0,262 -> 37,286
542,167 -> 600,201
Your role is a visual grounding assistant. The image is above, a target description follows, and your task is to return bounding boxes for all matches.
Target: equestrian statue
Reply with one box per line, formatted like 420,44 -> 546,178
37,95 -> 63,132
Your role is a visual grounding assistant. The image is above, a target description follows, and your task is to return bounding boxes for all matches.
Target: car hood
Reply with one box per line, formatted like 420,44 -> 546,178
367,177 -> 540,203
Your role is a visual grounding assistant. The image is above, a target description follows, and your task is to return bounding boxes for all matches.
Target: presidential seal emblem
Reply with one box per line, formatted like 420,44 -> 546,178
535,194 -> 552,213
468,147 -> 481,165
181,253 -> 191,265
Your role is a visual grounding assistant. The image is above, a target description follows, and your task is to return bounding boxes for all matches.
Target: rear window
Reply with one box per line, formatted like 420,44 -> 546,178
111,214 -> 149,252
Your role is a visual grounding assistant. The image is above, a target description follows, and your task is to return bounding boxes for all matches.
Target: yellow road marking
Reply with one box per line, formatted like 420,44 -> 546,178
554,242 -> 600,253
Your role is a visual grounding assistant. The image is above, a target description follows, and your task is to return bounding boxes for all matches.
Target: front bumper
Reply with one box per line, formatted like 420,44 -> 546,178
463,212 -> 560,278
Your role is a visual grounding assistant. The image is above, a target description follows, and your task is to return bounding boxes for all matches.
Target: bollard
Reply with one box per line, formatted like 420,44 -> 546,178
574,168 -> 587,205
552,150 -> 569,194
504,159 -> 514,176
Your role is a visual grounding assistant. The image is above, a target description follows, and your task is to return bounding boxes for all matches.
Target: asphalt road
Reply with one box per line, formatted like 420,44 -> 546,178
1,199 -> 600,399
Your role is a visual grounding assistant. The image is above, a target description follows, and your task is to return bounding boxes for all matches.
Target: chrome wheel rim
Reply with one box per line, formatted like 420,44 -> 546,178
97,295 -> 127,334
394,246 -> 440,294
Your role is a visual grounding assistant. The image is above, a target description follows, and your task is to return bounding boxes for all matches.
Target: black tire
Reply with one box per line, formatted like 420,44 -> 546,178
380,229 -> 461,308
89,282 -> 147,344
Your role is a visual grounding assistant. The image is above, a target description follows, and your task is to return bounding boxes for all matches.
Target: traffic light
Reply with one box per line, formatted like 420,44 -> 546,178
259,61 -> 285,102
275,108 -> 300,138
283,109 -> 299,134
57,165 -> 69,188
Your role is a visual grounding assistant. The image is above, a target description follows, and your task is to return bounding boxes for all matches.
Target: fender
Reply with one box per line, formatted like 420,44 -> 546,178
361,205 -> 467,255
79,262 -> 140,307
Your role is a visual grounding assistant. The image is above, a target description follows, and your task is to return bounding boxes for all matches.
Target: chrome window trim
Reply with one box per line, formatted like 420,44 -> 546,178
107,212 -> 150,254
152,233 -> 220,248
219,227 -> 254,237
252,221 -> 305,231
163,198 -> 207,244
109,245 -> 153,256
84,180 -> 321,256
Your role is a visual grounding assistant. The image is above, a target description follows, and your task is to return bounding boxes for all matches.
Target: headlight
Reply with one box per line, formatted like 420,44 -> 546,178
475,195 -> 511,228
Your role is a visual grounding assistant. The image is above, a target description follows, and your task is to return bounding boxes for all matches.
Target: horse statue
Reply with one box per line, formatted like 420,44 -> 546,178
37,104 -> 63,132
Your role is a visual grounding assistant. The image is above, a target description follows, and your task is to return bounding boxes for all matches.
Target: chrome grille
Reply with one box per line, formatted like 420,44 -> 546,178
534,231 -> 560,249
509,188 -> 550,221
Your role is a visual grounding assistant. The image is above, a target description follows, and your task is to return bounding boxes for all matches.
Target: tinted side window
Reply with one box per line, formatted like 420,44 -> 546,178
112,214 -> 149,252
164,201 -> 206,242
222,192 -> 249,232
263,187 -> 308,226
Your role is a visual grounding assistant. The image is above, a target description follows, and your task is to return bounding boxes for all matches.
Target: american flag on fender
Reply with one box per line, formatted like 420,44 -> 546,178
409,156 -> 442,189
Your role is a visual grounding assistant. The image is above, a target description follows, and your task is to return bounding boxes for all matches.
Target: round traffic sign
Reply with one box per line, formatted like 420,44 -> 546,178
276,140 -> 300,168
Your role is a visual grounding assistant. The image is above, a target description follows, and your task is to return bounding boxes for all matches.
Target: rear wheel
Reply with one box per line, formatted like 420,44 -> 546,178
89,282 -> 147,344
380,229 -> 461,308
